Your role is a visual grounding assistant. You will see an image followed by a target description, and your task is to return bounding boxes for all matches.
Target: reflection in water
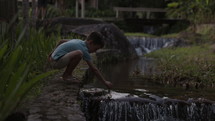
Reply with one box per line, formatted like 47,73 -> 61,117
97,57 -> 156,89
91,56 -> 215,101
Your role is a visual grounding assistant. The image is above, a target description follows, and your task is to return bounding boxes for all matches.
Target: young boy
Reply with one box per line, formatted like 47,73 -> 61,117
48,32 -> 113,88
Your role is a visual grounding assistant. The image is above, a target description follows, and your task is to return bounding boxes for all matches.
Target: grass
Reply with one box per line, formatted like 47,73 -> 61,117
141,25 -> 215,88
125,32 -> 180,38
145,45 -> 215,87
125,32 -> 156,37
160,33 -> 179,38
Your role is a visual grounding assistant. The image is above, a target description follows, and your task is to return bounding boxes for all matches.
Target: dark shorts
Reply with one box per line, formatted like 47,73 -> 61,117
50,53 -> 72,69
38,0 -> 48,8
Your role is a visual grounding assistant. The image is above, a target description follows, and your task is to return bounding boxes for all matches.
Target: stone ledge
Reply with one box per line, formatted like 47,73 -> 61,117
27,73 -> 86,121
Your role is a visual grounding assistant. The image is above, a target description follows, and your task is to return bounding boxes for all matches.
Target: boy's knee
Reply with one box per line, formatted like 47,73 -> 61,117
75,50 -> 83,58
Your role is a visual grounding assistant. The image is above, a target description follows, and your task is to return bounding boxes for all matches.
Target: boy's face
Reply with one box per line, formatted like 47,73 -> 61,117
89,43 -> 102,53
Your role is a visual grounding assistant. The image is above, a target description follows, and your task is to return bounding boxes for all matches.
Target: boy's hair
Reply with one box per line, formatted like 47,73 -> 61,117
86,32 -> 105,48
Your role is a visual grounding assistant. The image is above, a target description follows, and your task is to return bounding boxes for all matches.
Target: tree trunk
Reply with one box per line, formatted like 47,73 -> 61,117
23,0 -> 30,40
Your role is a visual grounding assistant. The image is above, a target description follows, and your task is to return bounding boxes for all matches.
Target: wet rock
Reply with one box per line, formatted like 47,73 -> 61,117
67,114 -> 86,121
70,23 -> 137,61
28,114 -> 42,120
46,115 -> 61,120
28,118 -> 42,121
41,17 -> 104,28
80,88 -> 109,97
29,107 -> 40,114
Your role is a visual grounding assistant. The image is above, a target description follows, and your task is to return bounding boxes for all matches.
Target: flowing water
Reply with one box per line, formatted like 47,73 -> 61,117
127,36 -> 178,55
80,36 -> 215,121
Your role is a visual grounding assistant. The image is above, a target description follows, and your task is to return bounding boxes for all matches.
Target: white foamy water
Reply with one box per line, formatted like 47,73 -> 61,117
109,91 -> 138,99
134,88 -> 147,92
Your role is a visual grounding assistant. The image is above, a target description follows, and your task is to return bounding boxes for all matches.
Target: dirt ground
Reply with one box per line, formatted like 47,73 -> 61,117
26,72 -> 86,121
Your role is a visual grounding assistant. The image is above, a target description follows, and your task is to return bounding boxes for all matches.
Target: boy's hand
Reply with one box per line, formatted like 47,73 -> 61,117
104,81 -> 113,89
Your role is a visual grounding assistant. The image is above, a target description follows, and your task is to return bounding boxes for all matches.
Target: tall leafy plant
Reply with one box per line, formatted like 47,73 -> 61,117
0,22 -> 57,121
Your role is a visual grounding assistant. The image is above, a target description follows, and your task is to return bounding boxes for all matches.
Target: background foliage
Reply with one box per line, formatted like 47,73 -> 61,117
167,0 -> 215,24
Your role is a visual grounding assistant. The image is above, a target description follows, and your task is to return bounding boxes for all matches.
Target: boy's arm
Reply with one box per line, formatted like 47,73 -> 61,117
86,60 -> 113,89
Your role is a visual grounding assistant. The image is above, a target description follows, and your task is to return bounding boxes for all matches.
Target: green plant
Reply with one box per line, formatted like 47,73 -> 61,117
46,5 -> 62,18
145,45 -> 215,86
86,8 -> 115,18
0,46 -> 56,121
125,32 -> 156,37
0,22 -> 57,121
166,0 -> 215,24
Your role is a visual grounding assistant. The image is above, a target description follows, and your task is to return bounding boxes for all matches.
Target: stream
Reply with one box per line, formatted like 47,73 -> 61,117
80,36 -> 215,121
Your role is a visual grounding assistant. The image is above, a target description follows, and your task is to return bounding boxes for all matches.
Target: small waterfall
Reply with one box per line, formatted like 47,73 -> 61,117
80,89 -> 215,121
127,36 -> 179,56
82,98 -> 215,121
97,100 -> 215,121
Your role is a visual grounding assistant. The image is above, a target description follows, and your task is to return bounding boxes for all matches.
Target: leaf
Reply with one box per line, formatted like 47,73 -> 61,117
18,70 -> 57,98
15,27 -> 26,47
167,2 -> 179,8
206,0 -> 209,5
4,63 -> 28,98
0,65 -> 29,121
0,47 -> 21,95
0,44 -> 7,59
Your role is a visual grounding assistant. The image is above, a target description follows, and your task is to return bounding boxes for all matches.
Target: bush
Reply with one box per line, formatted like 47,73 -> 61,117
167,0 -> 215,24
85,8 -> 115,18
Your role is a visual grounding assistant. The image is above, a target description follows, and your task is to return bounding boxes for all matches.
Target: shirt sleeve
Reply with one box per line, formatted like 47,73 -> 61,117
83,51 -> 92,61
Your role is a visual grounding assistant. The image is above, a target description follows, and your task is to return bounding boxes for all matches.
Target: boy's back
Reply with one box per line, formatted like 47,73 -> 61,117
51,39 -> 91,61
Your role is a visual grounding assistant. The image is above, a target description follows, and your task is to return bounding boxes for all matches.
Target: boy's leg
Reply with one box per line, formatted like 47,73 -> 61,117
51,50 -> 83,81
62,50 -> 83,80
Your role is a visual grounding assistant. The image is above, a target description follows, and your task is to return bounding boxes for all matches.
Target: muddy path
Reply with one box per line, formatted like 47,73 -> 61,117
26,72 -> 86,121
